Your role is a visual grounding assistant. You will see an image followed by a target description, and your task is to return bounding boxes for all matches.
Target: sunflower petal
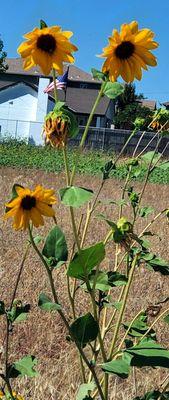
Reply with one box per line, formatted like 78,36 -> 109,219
36,201 -> 55,217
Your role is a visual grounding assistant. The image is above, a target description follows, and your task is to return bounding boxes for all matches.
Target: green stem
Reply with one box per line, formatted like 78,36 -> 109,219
114,128 -> 137,165
79,81 -> 107,148
63,145 -> 70,185
62,145 -> 81,252
70,81 -> 107,184
52,68 -> 58,103
109,255 -> 138,359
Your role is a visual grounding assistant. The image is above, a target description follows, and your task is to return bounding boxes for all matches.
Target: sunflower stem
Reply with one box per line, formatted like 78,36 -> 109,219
70,80 -> 107,184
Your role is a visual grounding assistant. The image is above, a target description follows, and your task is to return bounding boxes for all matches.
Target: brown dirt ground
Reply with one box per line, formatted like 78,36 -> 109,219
0,167 -> 169,400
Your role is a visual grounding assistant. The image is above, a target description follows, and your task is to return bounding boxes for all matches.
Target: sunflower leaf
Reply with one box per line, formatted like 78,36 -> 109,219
38,293 -> 61,311
103,82 -> 124,99
76,382 -> 96,400
40,19 -> 48,29
91,68 -> 107,81
42,226 -> 68,267
10,355 -> 38,378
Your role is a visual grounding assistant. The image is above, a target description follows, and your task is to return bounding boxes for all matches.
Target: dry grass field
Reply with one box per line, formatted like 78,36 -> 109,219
0,166 -> 169,400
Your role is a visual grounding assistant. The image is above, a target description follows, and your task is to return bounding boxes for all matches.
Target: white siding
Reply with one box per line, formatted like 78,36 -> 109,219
0,83 -> 38,122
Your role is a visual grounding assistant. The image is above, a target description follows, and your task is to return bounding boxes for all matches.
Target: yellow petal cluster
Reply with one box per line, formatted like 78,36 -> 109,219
18,26 -> 78,75
4,185 -> 57,230
100,21 -> 158,83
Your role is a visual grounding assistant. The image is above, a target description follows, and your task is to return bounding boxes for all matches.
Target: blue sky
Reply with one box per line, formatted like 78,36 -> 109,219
1,0 -> 169,105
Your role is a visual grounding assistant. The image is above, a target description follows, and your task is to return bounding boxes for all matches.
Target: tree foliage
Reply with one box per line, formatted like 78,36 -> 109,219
0,36 -> 8,73
114,83 -> 152,130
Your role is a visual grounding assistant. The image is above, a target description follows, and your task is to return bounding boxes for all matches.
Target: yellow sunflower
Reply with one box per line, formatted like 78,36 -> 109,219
4,185 -> 57,230
17,25 -> 78,75
100,21 -> 158,83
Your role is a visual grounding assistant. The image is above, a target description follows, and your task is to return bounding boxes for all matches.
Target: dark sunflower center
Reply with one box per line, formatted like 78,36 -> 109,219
115,41 -> 135,60
21,195 -> 36,210
37,34 -> 56,54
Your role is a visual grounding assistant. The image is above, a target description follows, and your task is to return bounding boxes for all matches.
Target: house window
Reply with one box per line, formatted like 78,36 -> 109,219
80,83 -> 88,89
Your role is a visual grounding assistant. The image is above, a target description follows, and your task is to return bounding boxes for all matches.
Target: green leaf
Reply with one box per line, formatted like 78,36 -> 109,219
38,293 -> 61,311
126,338 -> 169,368
111,301 -> 122,310
158,161 -> 169,171
40,19 -> 48,29
76,382 -> 96,400
12,355 -> 38,378
97,213 -> 117,230
33,235 -> 43,245
164,314 -> 169,324
0,301 -> 5,315
82,271 -> 127,292
91,68 -> 106,81
59,186 -> 93,208
70,313 -> 99,348
53,101 -> 65,112
63,108 -> 79,138
102,357 -> 130,378
140,151 -> 161,164
145,256 -> 169,276
7,301 -> 30,323
139,206 -> 154,218
123,313 -> 155,338
67,242 -> 105,279
103,82 -> 124,99
42,226 -> 68,267
108,272 -> 128,287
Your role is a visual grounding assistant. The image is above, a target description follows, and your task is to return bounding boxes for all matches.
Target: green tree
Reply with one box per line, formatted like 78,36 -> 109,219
117,83 -> 144,112
114,103 -> 152,130
0,36 -> 8,73
114,83 -> 152,130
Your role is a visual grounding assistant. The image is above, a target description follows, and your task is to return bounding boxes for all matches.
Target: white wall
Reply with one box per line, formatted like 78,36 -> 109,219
36,77 -> 50,122
0,83 -> 38,121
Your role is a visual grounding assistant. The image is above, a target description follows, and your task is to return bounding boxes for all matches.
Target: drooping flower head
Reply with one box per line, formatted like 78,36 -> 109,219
4,185 -> 57,230
100,21 -> 158,83
17,23 -> 78,76
43,102 -> 79,149
44,113 -> 70,148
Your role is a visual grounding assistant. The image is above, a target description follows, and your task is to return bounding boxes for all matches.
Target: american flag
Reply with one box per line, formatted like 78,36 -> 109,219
44,69 -> 68,94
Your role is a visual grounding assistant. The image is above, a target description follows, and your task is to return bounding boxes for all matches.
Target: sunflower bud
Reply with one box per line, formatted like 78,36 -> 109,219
43,111 -> 70,148
117,217 -> 132,235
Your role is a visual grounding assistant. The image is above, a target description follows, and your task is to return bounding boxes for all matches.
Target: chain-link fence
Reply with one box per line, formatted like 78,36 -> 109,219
0,118 -> 168,155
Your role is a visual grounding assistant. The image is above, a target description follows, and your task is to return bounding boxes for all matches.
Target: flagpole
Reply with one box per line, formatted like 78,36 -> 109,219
65,66 -> 69,103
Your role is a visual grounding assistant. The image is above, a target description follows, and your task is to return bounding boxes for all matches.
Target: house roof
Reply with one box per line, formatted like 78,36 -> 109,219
64,87 -> 109,114
139,99 -> 156,110
0,79 -> 16,91
5,58 -> 98,83
0,79 -> 38,93
163,102 -> 169,107
0,79 -> 109,116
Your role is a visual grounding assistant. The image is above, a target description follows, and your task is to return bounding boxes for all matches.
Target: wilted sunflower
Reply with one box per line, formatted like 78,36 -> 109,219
100,21 -> 158,83
18,25 -> 78,75
44,113 -> 70,148
0,392 -> 24,400
4,185 -> 56,230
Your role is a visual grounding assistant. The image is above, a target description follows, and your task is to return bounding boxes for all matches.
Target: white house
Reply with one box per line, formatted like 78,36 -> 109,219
0,58 -> 115,144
